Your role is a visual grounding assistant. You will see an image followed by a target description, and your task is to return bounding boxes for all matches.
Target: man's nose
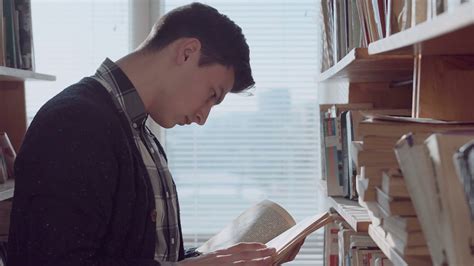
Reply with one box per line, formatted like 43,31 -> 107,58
194,105 -> 211,125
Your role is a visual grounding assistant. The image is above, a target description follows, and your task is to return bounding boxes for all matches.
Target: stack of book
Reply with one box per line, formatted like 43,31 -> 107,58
395,130 -> 474,265
353,118 -> 429,259
355,114 -> 474,264
320,105 -> 410,199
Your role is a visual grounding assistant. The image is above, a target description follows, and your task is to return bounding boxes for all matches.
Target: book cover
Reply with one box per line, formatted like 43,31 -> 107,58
0,150 -> 7,183
425,132 -> 474,266
453,140 -> 474,221
340,110 -> 350,196
3,0 -> 17,67
324,220 -> 340,266
0,132 -> 16,179
15,0 -> 34,70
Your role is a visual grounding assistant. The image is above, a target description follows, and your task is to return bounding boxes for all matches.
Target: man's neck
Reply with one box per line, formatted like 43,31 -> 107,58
116,50 -> 168,113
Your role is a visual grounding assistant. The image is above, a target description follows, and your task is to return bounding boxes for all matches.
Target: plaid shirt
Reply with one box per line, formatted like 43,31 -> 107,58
92,58 -> 182,263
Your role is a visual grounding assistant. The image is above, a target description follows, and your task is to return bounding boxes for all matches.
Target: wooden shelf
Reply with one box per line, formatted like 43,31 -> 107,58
368,225 -> 432,266
369,2 -> 474,55
328,196 -> 371,232
0,179 -> 14,201
0,66 -> 55,82
318,48 -> 413,83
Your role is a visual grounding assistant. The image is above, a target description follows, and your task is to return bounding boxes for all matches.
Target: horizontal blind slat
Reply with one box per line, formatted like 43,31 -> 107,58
164,1 -> 323,265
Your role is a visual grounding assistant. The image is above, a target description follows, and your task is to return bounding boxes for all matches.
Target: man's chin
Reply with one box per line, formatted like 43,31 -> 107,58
150,118 -> 174,129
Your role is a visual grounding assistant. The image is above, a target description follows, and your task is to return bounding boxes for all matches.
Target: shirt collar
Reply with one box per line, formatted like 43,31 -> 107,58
94,58 -> 148,128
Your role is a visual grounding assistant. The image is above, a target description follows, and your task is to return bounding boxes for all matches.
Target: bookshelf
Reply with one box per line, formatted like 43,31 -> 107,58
320,1 -> 474,265
0,67 -> 55,81
318,48 -> 413,82
0,69 -> 56,202
0,4 -> 57,261
368,4 -> 474,121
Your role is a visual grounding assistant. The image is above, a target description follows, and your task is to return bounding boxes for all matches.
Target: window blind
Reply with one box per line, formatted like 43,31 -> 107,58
26,0 -> 130,121
163,1 -> 325,265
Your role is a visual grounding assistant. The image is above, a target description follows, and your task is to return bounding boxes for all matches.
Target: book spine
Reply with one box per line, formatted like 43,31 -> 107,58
15,0 -> 33,70
3,0 -> 15,67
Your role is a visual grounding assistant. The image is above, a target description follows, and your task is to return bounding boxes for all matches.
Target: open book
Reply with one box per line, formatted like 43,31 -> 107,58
197,200 -> 338,264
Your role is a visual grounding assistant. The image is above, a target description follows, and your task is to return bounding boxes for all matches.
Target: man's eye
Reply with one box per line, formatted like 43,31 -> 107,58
210,91 -> 217,100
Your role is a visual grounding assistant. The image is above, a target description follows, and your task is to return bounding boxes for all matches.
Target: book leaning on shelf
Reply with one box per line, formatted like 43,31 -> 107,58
453,139 -> 474,222
0,132 -> 16,183
197,200 -> 340,265
395,130 -> 474,266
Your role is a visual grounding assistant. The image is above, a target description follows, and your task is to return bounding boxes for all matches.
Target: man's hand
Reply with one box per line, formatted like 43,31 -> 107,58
178,242 -> 276,265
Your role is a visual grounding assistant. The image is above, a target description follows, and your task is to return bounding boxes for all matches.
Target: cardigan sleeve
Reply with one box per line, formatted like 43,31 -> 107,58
7,101 -> 169,266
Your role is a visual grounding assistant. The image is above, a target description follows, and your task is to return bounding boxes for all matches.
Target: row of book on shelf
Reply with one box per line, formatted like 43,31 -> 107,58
324,219 -> 393,266
320,103 -> 474,265
321,0 -> 472,71
0,0 -> 35,70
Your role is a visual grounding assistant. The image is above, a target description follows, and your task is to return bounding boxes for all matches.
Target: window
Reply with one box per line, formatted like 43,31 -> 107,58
26,0 -> 130,121
163,1 -> 325,264
27,1 -> 325,264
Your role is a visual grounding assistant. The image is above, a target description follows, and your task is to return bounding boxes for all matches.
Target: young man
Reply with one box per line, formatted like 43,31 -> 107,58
7,3 -> 302,265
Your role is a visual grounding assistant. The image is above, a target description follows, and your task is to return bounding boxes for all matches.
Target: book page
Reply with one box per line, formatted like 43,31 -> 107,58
267,212 -> 334,264
266,212 -> 330,253
197,200 -> 296,253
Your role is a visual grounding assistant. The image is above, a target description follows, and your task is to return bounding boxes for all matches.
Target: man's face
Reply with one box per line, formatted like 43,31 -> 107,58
150,61 -> 235,128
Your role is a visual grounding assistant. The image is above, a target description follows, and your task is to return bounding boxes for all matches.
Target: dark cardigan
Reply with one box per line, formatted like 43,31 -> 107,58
7,77 -> 184,266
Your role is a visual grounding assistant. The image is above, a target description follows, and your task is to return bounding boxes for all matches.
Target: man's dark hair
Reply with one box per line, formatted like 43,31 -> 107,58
141,2 -> 254,93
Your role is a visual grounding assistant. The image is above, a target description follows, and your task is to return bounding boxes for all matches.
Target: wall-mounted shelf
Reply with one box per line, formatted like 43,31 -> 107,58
369,2 -> 474,55
318,48 -> 413,83
328,196 -> 371,232
0,67 -> 55,82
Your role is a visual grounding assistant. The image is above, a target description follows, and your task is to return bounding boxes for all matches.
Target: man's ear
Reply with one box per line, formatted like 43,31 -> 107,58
177,38 -> 201,65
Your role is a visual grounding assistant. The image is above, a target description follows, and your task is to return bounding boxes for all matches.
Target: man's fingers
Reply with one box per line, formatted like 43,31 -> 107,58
215,247 -> 276,260
204,243 -> 277,265
180,247 -> 276,266
215,243 -> 267,254
222,242 -> 268,253
230,248 -> 276,261
233,255 -> 274,265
